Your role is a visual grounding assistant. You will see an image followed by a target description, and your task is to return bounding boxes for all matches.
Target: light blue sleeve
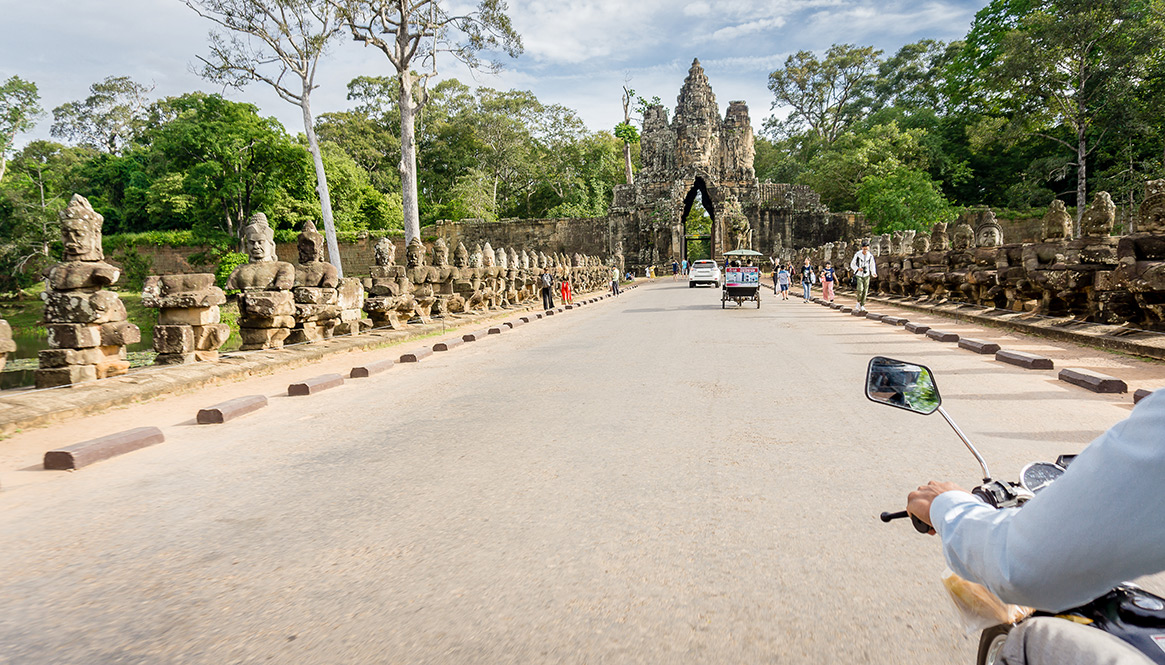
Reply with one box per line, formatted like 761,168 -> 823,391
932,391 -> 1165,612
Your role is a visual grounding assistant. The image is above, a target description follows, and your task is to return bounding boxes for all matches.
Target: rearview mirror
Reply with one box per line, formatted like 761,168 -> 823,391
865,357 -> 941,415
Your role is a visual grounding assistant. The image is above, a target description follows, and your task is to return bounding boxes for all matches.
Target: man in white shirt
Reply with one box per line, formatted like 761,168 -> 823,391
907,389 -> 1165,664
849,240 -> 877,312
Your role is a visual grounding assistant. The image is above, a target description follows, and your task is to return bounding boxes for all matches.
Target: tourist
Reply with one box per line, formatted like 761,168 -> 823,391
611,267 -> 621,296
540,267 -> 555,310
800,258 -> 815,302
776,264 -> 791,300
671,259 -> 679,281
849,241 -> 877,312
560,274 -> 573,304
772,263 -> 780,293
821,261 -> 835,303
682,258 -> 689,275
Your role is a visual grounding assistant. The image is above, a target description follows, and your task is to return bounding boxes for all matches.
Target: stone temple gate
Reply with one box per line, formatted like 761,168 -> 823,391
607,59 -> 865,269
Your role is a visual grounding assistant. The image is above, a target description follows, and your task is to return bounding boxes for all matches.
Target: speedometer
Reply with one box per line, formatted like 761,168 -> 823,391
1020,462 -> 1065,494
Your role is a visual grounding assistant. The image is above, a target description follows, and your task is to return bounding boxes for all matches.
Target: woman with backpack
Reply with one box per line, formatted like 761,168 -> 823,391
800,258 -> 816,302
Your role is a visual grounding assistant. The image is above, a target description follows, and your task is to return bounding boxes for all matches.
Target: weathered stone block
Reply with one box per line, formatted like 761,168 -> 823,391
881,317 -> 908,326
193,350 -> 219,362
337,278 -> 364,310
44,427 -> 165,470
905,323 -> 930,334
865,313 -> 885,321
839,306 -> 853,313
238,315 -> 296,329
239,327 -> 290,350
42,290 -> 128,324
100,321 -> 141,347
197,395 -> 268,423
35,364 -> 98,388
958,338 -> 1001,355
159,307 -> 220,326
926,330 -> 960,343
153,324 -> 196,355
240,291 -> 295,318
293,286 -> 339,305
154,352 -> 197,365
146,291 -> 226,309
46,323 -> 102,349
995,350 -> 1055,370
191,324 -> 230,351
38,345 -> 124,368
1059,368 -> 1127,393
288,373 -> 344,396
94,359 -> 130,378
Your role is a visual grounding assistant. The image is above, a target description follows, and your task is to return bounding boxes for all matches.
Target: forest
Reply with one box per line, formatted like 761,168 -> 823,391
2,0 -> 1164,292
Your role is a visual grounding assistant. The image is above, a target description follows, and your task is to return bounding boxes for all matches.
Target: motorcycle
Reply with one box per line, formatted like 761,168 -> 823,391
865,356 -> 1165,665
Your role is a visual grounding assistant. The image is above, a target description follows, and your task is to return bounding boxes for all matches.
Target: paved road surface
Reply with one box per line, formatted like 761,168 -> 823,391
1,281 -> 1160,664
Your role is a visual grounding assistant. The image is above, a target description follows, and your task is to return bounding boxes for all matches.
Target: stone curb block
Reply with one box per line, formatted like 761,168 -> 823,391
839,306 -> 853,313
519,316 -> 534,323
994,350 -> 1054,370
1134,388 -> 1153,404
959,338 -> 1001,355
906,323 -> 930,334
881,317 -> 908,326
509,319 -> 525,328
851,309 -> 865,316
433,338 -> 464,352
865,313 -> 885,321
544,310 -> 556,316
462,330 -> 490,342
555,307 -> 564,313
1059,368 -> 1127,394
44,426 -> 165,470
197,395 -> 268,423
488,326 -> 504,335
350,359 -> 394,377
399,347 -> 433,363
926,330 -> 959,343
289,373 -> 344,396
501,322 -> 514,329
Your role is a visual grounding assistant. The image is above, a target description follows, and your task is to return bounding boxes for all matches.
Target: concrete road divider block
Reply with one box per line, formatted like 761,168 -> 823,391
958,338 -> 1001,354
994,350 -> 1054,370
544,310 -> 555,316
462,330 -> 489,342
399,347 -> 433,363
519,316 -> 534,323
509,319 -> 526,328
197,395 -> 268,423
865,313 -> 885,321
44,426 -> 165,470
881,317 -> 908,326
926,329 -> 960,343
555,307 -> 565,313
905,323 -> 930,334
434,338 -> 464,352
488,326 -> 504,335
1059,368 -> 1127,394
565,304 -> 574,310
350,359 -> 395,378
851,309 -> 866,316
839,306 -> 853,313
288,373 -> 344,396
1134,388 -> 1153,404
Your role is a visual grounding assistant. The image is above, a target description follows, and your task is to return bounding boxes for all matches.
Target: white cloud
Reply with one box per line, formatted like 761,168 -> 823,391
707,17 -> 788,42
683,2 -> 712,16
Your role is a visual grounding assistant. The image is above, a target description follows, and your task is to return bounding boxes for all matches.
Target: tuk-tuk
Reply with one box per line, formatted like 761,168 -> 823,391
721,249 -> 763,309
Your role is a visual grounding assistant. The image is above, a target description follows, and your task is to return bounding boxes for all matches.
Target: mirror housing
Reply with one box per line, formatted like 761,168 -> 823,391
865,357 -> 941,415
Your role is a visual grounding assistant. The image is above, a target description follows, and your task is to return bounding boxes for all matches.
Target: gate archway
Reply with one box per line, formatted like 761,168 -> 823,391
680,177 -> 716,262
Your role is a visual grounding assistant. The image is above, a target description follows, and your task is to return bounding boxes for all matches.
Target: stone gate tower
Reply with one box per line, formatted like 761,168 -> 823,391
608,59 -> 864,269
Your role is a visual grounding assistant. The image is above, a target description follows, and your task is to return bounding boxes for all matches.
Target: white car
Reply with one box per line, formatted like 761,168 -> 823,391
688,259 -> 721,288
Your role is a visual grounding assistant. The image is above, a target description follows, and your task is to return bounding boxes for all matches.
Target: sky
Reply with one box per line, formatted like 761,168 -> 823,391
1,0 -> 990,146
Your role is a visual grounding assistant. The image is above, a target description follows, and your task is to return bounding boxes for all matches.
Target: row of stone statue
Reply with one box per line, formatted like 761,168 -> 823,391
786,182 -> 1165,330
26,195 -> 614,388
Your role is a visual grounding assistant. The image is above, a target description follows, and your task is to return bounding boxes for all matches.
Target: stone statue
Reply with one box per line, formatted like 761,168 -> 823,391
1081,191 -> 1116,238
406,237 -> 437,322
143,274 -> 229,364
363,237 -> 416,330
226,213 -> 298,350
951,220 -> 975,252
1042,200 -> 1073,241
288,221 -> 342,344
930,222 -> 950,252
1114,180 -> 1165,327
723,198 -> 751,250
976,218 -> 1004,248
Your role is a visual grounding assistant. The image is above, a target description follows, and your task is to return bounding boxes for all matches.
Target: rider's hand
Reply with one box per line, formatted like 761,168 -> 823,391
907,481 -> 966,535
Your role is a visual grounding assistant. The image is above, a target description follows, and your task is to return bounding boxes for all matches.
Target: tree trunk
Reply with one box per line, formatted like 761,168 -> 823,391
623,141 -> 634,185
0,155 -> 6,184
398,69 -> 421,243
1076,127 -> 1087,238
301,90 -> 344,276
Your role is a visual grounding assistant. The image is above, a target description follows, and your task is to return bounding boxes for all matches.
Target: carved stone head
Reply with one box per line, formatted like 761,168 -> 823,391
1042,200 -> 1073,241
1138,180 -> 1165,234
520,250 -> 530,269
879,234 -> 893,256
495,246 -> 508,269
902,230 -> 916,254
482,242 -> 496,267
59,194 -> 105,262
405,237 -> 426,269
913,234 -> 931,255
374,238 -> 396,267
453,241 -> 469,268
298,220 -> 326,264
930,222 -> 950,251
508,248 -> 519,269
432,238 -> 450,267
471,243 -> 484,268
976,219 -> 1004,248
242,213 -> 277,263
1081,191 -> 1116,238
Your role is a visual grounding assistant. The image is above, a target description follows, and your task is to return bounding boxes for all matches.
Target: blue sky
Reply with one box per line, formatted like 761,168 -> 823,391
1,0 -> 989,145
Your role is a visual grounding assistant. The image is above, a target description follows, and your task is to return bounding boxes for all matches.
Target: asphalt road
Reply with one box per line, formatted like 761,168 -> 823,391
0,280 -> 1160,664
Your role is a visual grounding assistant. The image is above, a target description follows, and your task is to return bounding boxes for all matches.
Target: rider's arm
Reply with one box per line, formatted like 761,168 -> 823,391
931,391 -> 1165,612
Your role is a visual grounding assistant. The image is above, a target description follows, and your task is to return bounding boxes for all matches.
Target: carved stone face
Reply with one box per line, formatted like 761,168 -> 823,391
1139,180 -> 1165,234
976,224 -> 1003,248
482,242 -> 496,267
1081,191 -> 1116,238
952,223 -> 975,251
298,221 -> 325,264
242,213 -> 277,263
433,239 -> 449,267
1042,200 -> 1073,241
930,223 -> 950,251
913,235 -> 931,255
454,242 -> 469,268
59,194 -> 104,262
495,247 -> 508,269
374,238 -> 396,267
405,238 -> 426,268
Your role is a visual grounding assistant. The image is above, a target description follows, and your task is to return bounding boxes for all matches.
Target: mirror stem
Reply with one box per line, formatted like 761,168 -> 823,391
938,406 -> 991,482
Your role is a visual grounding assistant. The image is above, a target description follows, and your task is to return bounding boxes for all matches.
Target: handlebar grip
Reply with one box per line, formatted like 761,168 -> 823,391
879,510 -> 933,533
880,510 -> 908,523
910,514 -> 932,533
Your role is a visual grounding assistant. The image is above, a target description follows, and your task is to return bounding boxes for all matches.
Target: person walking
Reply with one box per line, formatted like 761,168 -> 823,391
849,240 -> 877,312
540,267 -> 555,310
682,259 -> 689,275
776,264 -> 791,300
560,275 -> 573,304
671,259 -> 680,281
772,262 -> 781,293
800,258 -> 815,302
821,261 -> 835,303
611,267 -> 621,296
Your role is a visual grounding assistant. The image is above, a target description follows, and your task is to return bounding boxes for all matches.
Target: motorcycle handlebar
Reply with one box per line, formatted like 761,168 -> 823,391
880,510 -> 933,533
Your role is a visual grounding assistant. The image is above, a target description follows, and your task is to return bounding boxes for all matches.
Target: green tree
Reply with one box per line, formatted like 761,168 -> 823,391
767,44 -> 882,144
0,76 -> 42,183
331,0 -> 522,243
51,76 -> 154,154
799,121 -> 930,211
857,167 -> 955,233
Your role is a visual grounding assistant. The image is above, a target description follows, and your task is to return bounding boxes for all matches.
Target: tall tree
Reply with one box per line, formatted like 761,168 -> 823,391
51,76 -> 154,154
185,0 -> 348,274
0,76 -> 42,183
767,44 -> 882,145
958,0 -> 1165,232
331,0 -> 522,242
616,85 -> 638,185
